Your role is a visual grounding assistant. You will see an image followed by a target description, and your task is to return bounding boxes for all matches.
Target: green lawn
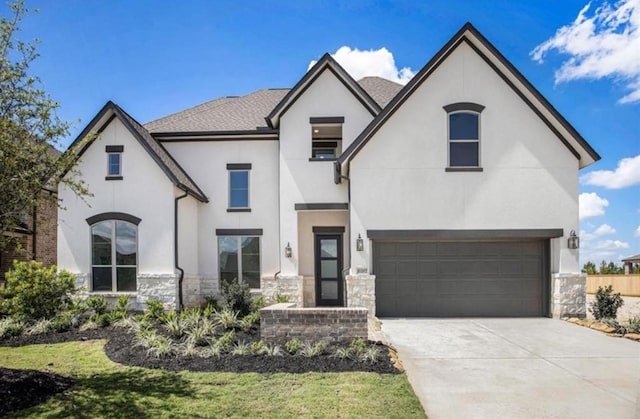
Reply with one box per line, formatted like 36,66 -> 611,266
0,340 -> 425,418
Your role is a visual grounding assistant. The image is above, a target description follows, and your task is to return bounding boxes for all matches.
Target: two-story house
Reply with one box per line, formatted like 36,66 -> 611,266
58,23 -> 599,318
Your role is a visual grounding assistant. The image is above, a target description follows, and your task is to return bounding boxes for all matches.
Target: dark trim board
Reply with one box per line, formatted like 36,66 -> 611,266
367,229 -> 564,240
313,226 -> 346,234
445,167 -> 483,172
443,102 -> 485,113
226,163 -> 252,170
295,203 -> 348,211
105,176 -> 123,181
310,117 -> 345,124
216,228 -> 263,236
86,212 -> 141,225
105,145 -> 124,152
227,208 -> 251,213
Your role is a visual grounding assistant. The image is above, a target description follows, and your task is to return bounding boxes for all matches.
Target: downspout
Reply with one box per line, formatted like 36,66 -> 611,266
174,190 -> 188,311
273,129 -> 282,283
31,205 -> 37,260
335,161 -> 351,307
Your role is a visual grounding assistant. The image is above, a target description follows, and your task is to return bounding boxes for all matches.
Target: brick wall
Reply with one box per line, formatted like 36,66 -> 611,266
1,191 -> 57,281
260,303 -> 368,345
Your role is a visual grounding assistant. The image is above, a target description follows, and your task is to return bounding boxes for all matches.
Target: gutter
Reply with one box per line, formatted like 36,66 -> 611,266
174,189 -> 189,310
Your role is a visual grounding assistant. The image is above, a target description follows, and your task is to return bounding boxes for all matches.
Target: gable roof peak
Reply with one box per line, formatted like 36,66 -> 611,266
266,52 -> 381,128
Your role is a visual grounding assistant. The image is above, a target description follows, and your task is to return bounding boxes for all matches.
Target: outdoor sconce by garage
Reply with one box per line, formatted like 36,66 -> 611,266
356,234 -> 364,252
285,242 -> 292,258
567,230 -> 579,250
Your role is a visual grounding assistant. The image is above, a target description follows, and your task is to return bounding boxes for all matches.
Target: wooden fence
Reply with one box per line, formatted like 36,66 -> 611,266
586,275 -> 640,296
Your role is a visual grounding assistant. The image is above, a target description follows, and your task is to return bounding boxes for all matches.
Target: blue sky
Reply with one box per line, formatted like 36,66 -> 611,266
4,0 -> 639,266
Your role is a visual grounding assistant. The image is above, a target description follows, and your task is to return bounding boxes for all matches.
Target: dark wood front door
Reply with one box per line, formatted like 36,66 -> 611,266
315,234 -> 343,306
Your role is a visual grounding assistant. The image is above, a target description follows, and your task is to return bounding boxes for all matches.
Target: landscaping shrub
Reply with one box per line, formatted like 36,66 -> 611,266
284,338 -> 303,355
274,294 -> 291,303
86,295 -> 107,316
627,316 -> 640,334
51,314 -> 73,333
221,280 -> 253,317
144,298 -> 165,321
590,285 -> 624,320
216,308 -> 239,329
0,261 -> 76,321
240,311 -> 260,332
0,317 -> 24,338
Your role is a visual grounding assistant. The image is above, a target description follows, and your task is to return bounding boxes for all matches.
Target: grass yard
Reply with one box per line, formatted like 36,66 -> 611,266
0,340 -> 425,418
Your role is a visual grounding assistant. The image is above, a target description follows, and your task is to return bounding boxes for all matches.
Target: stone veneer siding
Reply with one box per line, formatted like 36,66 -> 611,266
551,273 -> 587,318
76,272 -> 179,311
182,275 -> 219,307
345,274 -> 376,317
261,275 -> 303,306
260,303 -> 368,345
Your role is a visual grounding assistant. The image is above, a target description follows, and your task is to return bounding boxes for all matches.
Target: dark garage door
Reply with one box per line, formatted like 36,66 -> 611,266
374,240 -> 547,317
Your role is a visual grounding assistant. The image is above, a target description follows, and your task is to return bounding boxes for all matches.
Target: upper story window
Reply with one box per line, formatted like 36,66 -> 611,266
90,218 -> 138,292
227,163 -> 251,212
309,117 -> 344,161
105,145 -> 124,180
443,103 -> 485,170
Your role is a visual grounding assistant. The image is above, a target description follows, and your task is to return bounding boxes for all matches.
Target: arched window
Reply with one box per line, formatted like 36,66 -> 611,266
444,102 -> 485,168
90,219 -> 138,292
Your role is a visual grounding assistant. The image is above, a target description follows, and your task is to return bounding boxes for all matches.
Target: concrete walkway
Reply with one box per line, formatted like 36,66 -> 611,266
382,318 -> 640,419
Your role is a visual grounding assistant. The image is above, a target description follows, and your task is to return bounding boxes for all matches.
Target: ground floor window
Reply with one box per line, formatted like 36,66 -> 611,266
218,236 -> 260,289
91,220 -> 137,292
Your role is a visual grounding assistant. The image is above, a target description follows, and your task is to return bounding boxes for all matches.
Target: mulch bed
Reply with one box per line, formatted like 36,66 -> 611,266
1,324 -> 399,414
0,367 -> 74,416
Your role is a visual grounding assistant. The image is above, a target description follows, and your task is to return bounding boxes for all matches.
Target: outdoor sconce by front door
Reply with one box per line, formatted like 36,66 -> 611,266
356,234 -> 364,251
567,230 -> 579,249
285,242 -> 292,258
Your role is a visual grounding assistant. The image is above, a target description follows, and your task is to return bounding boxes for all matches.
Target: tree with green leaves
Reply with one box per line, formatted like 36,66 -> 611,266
0,1 -> 89,253
582,261 -> 597,275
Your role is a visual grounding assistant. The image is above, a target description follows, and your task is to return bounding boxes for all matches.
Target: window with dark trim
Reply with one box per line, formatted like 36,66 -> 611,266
91,220 -> 137,292
310,118 -> 343,161
218,236 -> 260,289
444,103 -> 485,169
105,145 -> 124,179
227,163 -> 251,210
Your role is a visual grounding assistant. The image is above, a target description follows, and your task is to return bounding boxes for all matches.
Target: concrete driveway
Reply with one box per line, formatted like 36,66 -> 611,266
382,318 -> 640,419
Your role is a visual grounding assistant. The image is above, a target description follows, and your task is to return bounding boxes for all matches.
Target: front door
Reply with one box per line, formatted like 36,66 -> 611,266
315,234 -> 343,306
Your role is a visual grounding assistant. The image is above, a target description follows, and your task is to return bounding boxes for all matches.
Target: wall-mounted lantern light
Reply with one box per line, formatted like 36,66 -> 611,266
285,242 -> 292,258
356,234 -> 364,252
568,230 -> 579,250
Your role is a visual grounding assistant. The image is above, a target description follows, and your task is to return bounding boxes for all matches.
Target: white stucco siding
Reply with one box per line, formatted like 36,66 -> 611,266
58,118 -> 176,276
278,69 -> 374,275
177,191 -> 199,275
349,42 -> 580,273
163,141 -> 279,279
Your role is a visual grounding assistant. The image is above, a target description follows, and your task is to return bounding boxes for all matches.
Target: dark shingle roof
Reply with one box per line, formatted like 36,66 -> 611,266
144,76 -> 402,134
357,77 -> 403,108
145,90 -> 288,133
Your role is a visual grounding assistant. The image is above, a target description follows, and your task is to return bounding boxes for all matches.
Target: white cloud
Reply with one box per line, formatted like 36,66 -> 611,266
309,46 -> 415,84
579,192 -> 609,219
635,225 -> 640,237
581,154 -> 640,188
593,223 -> 617,235
531,0 -> 640,103
580,229 -> 597,241
594,239 -> 630,249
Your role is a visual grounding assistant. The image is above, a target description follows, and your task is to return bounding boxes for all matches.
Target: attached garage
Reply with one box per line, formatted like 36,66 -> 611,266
371,231 -> 557,317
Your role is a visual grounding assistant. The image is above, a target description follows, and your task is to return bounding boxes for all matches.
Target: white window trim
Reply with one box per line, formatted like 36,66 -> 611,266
218,235 -> 261,289
90,220 -> 138,293
447,110 -> 481,168
228,169 -> 250,209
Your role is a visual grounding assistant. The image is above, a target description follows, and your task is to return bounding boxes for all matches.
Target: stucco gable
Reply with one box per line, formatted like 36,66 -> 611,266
64,101 -> 208,202
336,22 -> 601,178
266,54 -> 381,129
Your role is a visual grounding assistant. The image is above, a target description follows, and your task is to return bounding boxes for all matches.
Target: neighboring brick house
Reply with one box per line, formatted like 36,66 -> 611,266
1,192 -> 58,282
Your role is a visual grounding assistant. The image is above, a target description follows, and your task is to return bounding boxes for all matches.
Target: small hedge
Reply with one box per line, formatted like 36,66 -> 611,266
0,261 -> 76,321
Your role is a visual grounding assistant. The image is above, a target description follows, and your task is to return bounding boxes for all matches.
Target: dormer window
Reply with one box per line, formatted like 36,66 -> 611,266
443,103 -> 485,171
105,145 -> 124,180
309,117 -> 344,161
